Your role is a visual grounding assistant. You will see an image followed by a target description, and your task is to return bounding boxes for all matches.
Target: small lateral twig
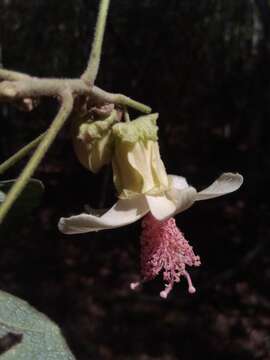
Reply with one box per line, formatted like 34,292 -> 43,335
0,132 -> 46,175
123,107 -> 130,122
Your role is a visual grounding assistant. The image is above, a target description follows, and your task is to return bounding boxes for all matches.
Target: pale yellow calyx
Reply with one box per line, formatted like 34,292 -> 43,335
112,113 -> 159,142
112,113 -> 169,199
72,110 -> 118,173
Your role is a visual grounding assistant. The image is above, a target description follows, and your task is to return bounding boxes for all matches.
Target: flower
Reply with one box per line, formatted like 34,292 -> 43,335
59,112 -> 243,298
131,213 -> 201,298
59,113 -> 243,234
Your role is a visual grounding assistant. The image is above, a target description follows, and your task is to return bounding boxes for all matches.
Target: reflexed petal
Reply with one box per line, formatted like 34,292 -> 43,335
167,186 -> 198,216
114,140 -> 169,199
196,173 -> 243,201
146,195 -> 176,221
168,175 -> 189,190
58,196 -> 149,234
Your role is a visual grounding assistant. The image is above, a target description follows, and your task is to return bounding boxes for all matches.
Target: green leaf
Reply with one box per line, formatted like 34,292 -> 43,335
0,178 -> 44,226
0,290 -> 76,359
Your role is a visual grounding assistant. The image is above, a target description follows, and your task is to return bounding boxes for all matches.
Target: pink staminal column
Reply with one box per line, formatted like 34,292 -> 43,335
130,213 -> 201,298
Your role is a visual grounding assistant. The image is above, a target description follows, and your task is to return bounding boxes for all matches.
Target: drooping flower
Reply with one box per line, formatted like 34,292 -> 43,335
58,112 -> 243,298
130,213 -> 201,298
59,113 -> 243,234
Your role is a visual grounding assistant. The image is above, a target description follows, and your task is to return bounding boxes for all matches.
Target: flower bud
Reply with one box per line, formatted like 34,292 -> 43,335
72,110 -> 118,173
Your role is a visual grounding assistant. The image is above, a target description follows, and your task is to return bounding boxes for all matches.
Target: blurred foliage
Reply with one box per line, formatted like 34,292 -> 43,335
0,0 -> 270,359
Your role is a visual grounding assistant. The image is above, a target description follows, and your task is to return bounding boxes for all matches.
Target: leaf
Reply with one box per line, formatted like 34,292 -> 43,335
0,178 -> 44,227
0,290 -> 76,359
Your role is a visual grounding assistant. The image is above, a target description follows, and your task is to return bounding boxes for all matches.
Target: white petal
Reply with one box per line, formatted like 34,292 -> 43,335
167,186 -> 198,216
196,173 -> 243,201
168,174 -> 189,190
146,195 -> 176,221
58,196 -> 149,234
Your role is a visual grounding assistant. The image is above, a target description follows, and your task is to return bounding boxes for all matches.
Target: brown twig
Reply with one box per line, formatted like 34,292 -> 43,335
0,69 -> 151,113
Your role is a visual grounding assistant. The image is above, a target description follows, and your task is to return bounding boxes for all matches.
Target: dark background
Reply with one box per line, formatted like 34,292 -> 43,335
1,0 -> 270,359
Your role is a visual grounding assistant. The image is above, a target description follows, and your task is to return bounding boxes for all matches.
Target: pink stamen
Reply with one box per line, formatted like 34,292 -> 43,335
183,270 -> 196,294
130,281 -> 140,290
160,282 -> 174,299
137,213 -> 201,298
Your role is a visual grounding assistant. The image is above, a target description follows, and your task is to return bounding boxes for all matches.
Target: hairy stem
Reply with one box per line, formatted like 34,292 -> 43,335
0,75 -> 151,113
0,90 -> 73,223
0,132 -> 46,175
0,68 -> 30,81
81,0 -> 111,85
92,86 -> 152,113
0,79 -> 89,99
116,94 -> 152,114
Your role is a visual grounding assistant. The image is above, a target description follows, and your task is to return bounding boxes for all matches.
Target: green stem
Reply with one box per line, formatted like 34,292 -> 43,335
81,0 -> 111,85
0,132 -> 46,175
116,94 -> 151,114
0,91 -> 73,224
124,108 -> 130,122
91,86 -> 152,113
